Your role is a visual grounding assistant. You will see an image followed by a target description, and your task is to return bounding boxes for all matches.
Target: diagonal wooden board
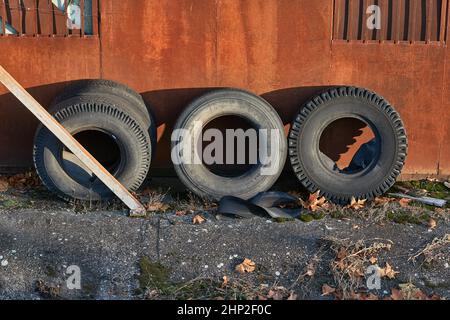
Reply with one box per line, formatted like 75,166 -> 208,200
0,65 -> 146,216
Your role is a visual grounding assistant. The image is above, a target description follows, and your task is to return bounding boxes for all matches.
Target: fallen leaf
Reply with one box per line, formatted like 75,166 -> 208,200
235,258 -> 256,274
379,263 -> 399,279
346,197 -> 367,210
222,276 -> 229,287
354,292 -> 379,300
399,198 -> 412,208
428,218 -> 437,230
321,284 -> 336,296
300,191 -> 330,212
369,256 -> 378,264
267,289 -> 283,300
374,197 -> 394,206
0,178 -> 8,192
390,288 -> 403,300
147,202 -> 170,212
193,215 -> 206,225
305,263 -> 316,277
7,172 -> 40,190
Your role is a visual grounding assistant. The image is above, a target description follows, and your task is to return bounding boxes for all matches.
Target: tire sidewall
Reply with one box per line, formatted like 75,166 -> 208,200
173,90 -> 287,200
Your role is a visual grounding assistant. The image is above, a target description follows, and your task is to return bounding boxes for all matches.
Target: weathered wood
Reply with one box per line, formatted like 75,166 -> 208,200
0,65 -> 146,215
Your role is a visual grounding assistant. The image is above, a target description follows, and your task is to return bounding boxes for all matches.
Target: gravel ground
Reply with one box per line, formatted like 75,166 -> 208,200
0,205 -> 449,300
0,175 -> 449,300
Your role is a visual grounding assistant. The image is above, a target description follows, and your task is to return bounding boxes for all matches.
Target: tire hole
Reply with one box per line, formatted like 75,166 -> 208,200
62,130 -> 123,186
201,116 -> 260,178
319,117 -> 379,174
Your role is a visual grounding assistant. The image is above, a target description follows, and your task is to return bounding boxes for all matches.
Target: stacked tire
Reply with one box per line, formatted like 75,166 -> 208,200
33,80 -> 156,201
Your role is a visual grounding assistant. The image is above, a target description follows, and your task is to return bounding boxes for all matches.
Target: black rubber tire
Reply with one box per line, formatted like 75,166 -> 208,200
289,87 -> 408,204
34,95 -> 151,201
52,79 -> 157,151
172,89 -> 287,200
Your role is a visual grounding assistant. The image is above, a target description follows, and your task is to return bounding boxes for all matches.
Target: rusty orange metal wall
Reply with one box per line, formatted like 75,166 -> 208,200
0,0 -> 449,178
0,37 -> 100,169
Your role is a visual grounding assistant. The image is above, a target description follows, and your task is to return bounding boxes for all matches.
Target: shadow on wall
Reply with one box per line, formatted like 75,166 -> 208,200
0,83 -> 369,173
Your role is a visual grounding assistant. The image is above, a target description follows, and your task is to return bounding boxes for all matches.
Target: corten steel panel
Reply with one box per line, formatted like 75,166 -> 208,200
0,0 -> 448,180
439,34 -> 450,176
330,42 -> 447,176
0,37 -> 100,169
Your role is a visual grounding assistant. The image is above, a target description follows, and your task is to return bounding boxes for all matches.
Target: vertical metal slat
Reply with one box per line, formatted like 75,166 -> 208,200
440,0 -> 449,42
426,0 -> 432,42
1,0 -> 7,35
92,0 -> 98,35
379,0 -> 390,41
347,0 -> 359,40
17,0 -> 22,35
80,0 -> 84,36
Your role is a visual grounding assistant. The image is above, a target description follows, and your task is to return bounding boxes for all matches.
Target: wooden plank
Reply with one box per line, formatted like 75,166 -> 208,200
0,65 -> 146,216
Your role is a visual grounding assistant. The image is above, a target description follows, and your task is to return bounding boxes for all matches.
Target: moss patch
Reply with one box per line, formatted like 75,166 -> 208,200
396,181 -> 450,200
386,210 -> 430,225
138,257 -> 171,294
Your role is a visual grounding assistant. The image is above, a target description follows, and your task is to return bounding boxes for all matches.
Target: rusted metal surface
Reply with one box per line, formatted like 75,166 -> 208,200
0,0 -> 449,178
0,65 -> 145,214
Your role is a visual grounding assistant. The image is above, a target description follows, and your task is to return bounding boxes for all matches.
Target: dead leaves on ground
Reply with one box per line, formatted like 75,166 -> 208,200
222,276 -> 229,287
399,198 -> 412,208
390,283 -> 441,300
369,256 -> 378,264
378,262 -> 399,279
322,282 -> 441,300
192,214 -> 206,225
329,238 -> 393,298
322,284 -> 336,296
146,201 -> 170,212
0,172 -> 41,192
235,258 -> 256,274
300,191 -> 330,212
0,178 -> 8,192
428,218 -> 437,230
374,196 -> 412,208
346,197 -> 367,210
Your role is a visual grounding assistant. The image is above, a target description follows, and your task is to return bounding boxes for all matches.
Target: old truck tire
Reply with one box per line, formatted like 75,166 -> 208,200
52,79 -> 157,151
172,89 -> 287,200
34,95 -> 151,201
289,87 -> 408,204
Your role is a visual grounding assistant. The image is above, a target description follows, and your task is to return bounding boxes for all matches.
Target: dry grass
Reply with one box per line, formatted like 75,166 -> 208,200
324,237 -> 393,299
409,234 -> 450,265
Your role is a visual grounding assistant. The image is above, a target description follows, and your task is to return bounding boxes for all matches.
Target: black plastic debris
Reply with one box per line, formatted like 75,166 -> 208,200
217,192 -> 301,220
